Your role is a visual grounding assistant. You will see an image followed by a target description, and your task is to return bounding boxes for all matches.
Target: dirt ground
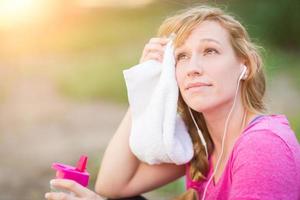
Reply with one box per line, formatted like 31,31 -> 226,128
0,64 -> 299,200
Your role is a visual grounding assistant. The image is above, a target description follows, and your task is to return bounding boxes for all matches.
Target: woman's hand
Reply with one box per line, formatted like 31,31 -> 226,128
45,179 -> 106,200
139,37 -> 169,64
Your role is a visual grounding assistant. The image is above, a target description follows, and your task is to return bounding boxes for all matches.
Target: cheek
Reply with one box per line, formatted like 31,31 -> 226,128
206,55 -> 240,92
175,68 -> 185,90
212,72 -> 240,105
175,68 -> 189,105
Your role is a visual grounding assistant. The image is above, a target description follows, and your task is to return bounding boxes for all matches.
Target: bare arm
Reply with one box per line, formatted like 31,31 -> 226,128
95,108 -> 185,199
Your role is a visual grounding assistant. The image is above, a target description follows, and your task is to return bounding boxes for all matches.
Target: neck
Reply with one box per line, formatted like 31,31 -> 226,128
203,96 -> 248,157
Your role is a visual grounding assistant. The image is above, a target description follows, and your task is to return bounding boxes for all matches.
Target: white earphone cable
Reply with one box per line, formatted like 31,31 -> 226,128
200,69 -> 245,200
188,107 -> 208,158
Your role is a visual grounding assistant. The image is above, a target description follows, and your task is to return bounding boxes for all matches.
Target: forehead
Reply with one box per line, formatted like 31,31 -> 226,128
177,20 -> 231,49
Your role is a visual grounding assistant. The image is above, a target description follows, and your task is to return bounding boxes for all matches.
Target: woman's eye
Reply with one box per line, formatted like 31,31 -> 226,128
204,48 -> 218,55
176,53 -> 188,61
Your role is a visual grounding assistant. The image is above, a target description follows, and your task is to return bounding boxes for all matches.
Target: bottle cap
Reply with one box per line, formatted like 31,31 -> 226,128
52,155 -> 89,187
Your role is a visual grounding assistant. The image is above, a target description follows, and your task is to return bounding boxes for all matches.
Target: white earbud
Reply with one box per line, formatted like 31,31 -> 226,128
239,64 -> 248,80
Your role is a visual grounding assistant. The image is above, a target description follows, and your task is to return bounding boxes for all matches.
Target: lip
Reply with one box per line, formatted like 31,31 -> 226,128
185,82 -> 212,90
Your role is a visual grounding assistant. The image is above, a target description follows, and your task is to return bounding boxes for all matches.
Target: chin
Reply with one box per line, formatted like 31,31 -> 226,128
181,91 -> 222,113
186,98 -> 217,113
191,104 -> 215,113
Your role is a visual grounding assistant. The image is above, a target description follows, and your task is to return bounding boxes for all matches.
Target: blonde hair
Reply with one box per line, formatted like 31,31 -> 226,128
157,5 -> 266,181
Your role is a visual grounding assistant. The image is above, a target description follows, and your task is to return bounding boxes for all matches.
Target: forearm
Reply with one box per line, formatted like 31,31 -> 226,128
95,108 -> 140,198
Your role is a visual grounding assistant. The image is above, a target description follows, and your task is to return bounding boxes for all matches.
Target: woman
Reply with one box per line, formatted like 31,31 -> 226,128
45,5 -> 300,200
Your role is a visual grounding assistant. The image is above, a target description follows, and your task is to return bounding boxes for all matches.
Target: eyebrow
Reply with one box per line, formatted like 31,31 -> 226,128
175,38 -> 222,53
200,38 -> 222,45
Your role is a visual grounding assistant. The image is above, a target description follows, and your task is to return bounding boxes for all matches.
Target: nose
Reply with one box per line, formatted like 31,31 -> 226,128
186,54 -> 203,77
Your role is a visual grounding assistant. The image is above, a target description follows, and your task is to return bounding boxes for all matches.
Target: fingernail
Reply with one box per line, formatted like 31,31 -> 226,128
45,193 -> 50,198
50,179 -> 56,185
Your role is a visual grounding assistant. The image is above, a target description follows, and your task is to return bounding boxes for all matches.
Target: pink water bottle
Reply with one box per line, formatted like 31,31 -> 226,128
51,155 -> 90,194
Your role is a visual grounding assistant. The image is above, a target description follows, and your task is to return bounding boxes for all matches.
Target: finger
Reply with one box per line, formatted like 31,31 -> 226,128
139,37 -> 168,64
141,43 -> 164,61
149,37 -> 170,45
50,179 -> 91,198
144,43 -> 165,54
141,52 -> 163,63
140,44 -> 164,63
145,52 -> 163,61
45,192 -> 80,200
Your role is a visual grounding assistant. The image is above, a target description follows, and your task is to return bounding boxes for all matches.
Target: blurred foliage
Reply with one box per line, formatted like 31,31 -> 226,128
47,0 -> 300,103
290,115 -> 300,141
52,3 -> 176,102
0,0 -> 299,103
227,0 -> 300,50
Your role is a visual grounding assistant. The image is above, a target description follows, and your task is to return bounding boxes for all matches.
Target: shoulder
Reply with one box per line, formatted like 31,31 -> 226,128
228,115 -> 300,198
231,126 -> 295,169
230,114 -> 300,183
234,114 -> 299,159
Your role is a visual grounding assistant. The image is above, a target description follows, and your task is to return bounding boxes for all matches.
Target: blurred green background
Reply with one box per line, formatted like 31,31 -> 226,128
0,0 -> 299,199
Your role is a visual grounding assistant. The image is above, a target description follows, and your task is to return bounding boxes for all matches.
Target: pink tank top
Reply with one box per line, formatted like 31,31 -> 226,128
185,115 -> 300,199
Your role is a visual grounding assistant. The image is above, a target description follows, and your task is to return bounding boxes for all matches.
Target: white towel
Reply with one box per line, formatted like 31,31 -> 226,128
123,40 -> 194,165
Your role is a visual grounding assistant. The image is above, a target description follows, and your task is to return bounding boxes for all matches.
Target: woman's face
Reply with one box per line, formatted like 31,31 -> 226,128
175,20 -> 244,113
